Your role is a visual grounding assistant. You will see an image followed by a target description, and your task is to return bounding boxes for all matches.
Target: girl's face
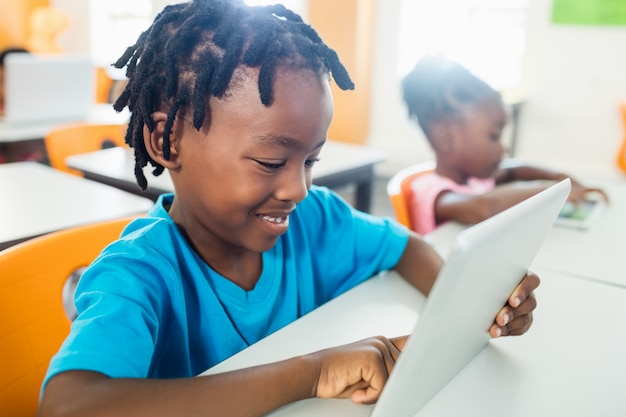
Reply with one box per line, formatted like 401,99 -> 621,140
451,98 -> 508,179
165,67 -> 333,267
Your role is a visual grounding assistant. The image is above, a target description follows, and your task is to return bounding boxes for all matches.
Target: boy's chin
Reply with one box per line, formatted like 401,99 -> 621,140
254,236 -> 283,253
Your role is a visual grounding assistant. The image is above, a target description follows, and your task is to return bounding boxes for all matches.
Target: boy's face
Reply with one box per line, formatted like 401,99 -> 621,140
451,98 -> 508,178
165,67 -> 333,260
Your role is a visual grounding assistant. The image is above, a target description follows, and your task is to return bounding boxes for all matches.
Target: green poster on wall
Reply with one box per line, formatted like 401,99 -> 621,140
552,0 -> 626,26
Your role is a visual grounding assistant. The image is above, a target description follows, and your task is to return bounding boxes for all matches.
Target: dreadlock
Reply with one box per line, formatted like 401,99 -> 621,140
401,54 -> 500,141
112,0 -> 354,191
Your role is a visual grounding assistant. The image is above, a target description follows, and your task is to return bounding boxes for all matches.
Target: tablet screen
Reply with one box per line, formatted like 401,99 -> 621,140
556,199 -> 604,229
559,200 -> 596,221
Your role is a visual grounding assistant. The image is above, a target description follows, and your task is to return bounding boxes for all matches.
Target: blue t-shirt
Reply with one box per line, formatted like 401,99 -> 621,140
44,186 -> 409,386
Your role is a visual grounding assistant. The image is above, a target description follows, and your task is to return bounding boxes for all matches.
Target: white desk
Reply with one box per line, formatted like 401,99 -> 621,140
201,269 -> 626,417
0,104 -> 130,144
65,141 -> 387,213
0,162 -> 153,250
424,179 -> 626,288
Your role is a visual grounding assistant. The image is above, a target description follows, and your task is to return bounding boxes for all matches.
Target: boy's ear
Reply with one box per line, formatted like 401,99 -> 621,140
143,111 -> 181,169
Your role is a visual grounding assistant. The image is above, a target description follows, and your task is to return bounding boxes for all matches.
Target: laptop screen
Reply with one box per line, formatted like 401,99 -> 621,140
3,54 -> 94,124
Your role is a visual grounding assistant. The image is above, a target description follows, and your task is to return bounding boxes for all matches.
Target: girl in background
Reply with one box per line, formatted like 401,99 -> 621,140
401,54 -> 607,235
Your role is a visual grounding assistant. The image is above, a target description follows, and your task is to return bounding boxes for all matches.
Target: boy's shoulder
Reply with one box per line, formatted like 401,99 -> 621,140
97,194 -> 183,262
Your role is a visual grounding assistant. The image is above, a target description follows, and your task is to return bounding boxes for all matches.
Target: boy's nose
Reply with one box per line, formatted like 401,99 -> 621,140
275,168 -> 309,203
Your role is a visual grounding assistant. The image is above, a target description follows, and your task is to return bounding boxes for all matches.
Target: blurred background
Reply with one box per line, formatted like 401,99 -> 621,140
2,0 -> 625,181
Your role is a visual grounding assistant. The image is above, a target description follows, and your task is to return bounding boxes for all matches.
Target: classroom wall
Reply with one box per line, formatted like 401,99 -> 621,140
0,0 -> 50,50
367,0 -> 626,180
515,0 -> 626,180
367,0 -> 435,178
46,0 -> 89,54
308,0 -> 375,145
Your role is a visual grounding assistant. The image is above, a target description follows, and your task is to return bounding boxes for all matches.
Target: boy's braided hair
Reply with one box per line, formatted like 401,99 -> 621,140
401,55 -> 499,140
113,0 -> 354,190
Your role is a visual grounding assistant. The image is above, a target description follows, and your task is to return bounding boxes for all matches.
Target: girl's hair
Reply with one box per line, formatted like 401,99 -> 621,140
113,0 -> 354,190
401,55 -> 500,140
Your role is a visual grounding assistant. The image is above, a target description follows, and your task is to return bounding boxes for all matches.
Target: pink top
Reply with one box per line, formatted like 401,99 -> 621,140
409,173 -> 495,235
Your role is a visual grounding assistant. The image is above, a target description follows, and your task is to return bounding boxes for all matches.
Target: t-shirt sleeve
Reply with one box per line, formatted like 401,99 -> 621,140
409,175 -> 498,235
42,240 -> 174,388
409,174 -> 458,235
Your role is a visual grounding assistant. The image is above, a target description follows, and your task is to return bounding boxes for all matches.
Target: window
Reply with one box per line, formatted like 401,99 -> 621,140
244,0 -> 307,19
89,0 -> 153,68
397,0 -> 529,92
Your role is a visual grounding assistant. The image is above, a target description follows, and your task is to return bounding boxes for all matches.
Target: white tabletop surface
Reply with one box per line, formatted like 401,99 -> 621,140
67,145 -> 174,193
202,269 -> 626,417
424,179 -> 626,288
65,140 -> 387,193
0,162 -> 153,247
0,104 -> 130,143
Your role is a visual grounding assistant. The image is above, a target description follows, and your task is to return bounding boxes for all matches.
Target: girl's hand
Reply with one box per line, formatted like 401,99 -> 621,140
569,181 -> 609,204
310,335 -> 407,404
489,272 -> 540,337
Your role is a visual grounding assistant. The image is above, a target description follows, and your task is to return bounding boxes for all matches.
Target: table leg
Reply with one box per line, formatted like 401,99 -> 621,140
313,165 -> 375,213
354,180 -> 373,213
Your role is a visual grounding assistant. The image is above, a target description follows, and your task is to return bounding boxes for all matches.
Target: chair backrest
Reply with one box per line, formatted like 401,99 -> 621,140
386,161 -> 436,229
94,67 -> 114,104
44,123 -> 127,176
0,216 -> 137,417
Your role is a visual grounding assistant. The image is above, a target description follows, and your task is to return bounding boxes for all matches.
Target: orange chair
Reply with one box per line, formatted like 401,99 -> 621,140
617,102 -> 626,174
44,123 -> 127,176
386,161 -> 436,229
94,67 -> 114,104
0,215 -> 137,417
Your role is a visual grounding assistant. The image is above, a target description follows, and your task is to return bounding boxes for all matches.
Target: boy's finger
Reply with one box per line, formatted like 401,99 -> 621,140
505,312 -> 534,336
389,335 -> 409,351
510,273 -> 540,306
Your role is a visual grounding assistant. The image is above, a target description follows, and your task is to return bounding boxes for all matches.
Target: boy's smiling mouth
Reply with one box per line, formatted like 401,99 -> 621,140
258,214 -> 289,224
257,213 -> 291,235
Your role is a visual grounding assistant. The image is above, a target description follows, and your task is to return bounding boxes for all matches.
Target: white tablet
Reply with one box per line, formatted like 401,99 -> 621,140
369,179 -> 571,417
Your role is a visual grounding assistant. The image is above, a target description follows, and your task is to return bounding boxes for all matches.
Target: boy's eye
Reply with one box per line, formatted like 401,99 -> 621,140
305,158 -> 320,169
256,160 -> 286,171
254,157 -> 320,171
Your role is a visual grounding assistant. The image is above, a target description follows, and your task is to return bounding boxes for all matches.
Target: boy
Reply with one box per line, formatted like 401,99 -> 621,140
39,2 -> 539,416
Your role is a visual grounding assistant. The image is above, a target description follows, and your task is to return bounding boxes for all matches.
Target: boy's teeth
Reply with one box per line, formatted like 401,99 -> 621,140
261,215 -> 285,223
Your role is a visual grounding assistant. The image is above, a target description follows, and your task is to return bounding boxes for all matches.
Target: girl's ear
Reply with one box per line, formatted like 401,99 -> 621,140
143,111 -> 181,170
430,121 -> 455,154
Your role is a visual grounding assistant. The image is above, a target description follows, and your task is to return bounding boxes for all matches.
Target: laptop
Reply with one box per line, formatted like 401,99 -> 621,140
2,53 -> 94,124
368,178 -> 570,417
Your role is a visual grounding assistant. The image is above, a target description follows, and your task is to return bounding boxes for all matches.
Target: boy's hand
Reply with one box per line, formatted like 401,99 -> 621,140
489,272 -> 540,338
310,335 -> 408,404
